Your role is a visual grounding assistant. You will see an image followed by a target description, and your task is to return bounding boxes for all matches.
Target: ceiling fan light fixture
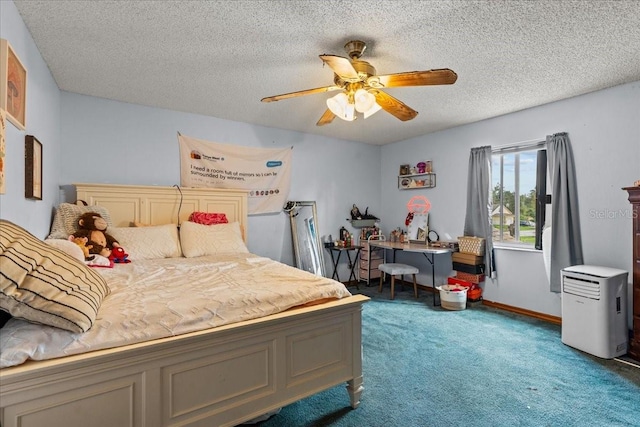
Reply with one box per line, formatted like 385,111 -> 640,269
327,92 -> 355,121
363,102 -> 382,119
344,103 -> 356,121
354,88 -> 375,113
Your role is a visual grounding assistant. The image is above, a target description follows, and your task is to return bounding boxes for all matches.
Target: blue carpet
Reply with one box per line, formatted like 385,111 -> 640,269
257,286 -> 640,427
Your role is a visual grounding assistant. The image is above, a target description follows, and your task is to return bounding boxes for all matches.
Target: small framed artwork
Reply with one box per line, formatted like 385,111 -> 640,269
0,39 -> 27,130
399,164 -> 410,176
25,135 -> 42,200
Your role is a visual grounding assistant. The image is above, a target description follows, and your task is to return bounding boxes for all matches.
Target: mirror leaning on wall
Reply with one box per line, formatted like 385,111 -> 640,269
285,201 -> 326,277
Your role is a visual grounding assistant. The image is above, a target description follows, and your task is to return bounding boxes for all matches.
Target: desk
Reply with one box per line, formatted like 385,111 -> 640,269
369,241 -> 450,306
327,246 -> 363,287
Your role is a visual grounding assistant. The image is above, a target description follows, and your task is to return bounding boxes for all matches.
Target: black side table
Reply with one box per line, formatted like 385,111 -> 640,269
327,245 -> 363,287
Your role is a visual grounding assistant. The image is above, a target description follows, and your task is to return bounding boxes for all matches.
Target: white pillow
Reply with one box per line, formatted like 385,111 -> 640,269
180,221 -> 248,258
110,224 -> 182,260
44,238 -> 85,262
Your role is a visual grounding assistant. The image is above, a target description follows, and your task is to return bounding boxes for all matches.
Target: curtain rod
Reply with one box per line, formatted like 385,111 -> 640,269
492,138 -> 545,154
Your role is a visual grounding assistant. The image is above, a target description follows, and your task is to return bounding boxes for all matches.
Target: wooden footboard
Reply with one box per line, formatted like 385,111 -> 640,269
0,295 -> 368,427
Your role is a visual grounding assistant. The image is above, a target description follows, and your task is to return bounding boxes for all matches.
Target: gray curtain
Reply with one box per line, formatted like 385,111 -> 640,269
546,132 -> 583,292
463,146 -> 494,278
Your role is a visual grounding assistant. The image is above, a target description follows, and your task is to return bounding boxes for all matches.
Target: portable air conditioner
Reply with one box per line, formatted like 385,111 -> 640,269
561,265 -> 628,359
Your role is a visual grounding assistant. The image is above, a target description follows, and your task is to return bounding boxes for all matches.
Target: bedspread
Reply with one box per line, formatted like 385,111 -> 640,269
0,254 -> 351,367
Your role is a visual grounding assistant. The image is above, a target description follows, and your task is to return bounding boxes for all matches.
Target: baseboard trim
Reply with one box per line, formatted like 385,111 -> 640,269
355,281 -> 562,325
481,299 -> 562,325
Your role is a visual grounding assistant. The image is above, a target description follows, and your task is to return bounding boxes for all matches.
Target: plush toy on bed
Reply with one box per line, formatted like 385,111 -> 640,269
109,246 -> 130,263
68,235 -> 95,261
73,212 -> 120,258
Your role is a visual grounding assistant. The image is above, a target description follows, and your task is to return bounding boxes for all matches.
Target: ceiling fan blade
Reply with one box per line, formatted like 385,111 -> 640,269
319,55 -> 359,80
371,90 -> 418,121
261,85 -> 341,103
316,109 -> 336,126
375,68 -> 458,88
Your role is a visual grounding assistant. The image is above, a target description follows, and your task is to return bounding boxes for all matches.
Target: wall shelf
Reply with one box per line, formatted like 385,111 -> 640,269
398,173 -> 436,190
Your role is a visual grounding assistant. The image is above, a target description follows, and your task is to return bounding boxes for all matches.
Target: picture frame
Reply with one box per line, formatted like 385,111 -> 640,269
25,135 -> 42,200
399,164 -> 410,176
1,39 -> 27,130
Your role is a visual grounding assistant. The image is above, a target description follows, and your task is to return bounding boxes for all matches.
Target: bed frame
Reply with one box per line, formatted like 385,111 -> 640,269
0,183 -> 368,427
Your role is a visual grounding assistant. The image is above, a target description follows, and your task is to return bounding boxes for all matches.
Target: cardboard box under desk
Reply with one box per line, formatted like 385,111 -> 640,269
452,262 -> 485,274
451,252 -> 484,265
455,271 -> 485,284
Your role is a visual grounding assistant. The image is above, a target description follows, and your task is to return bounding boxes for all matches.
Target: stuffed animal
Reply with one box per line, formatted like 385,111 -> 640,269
68,235 -> 95,261
109,246 -> 130,263
73,212 -> 120,258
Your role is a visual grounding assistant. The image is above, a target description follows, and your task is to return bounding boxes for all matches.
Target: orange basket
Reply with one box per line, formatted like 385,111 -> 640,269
467,286 -> 483,300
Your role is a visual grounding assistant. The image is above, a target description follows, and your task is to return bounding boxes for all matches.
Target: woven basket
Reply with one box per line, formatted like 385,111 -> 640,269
458,236 -> 485,255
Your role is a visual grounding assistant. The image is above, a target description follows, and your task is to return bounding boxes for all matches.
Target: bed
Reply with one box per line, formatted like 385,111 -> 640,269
0,183 -> 368,427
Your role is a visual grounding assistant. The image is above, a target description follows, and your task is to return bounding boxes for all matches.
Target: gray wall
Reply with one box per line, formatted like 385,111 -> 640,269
0,0 -> 61,237
380,81 -> 640,319
59,92 -> 382,275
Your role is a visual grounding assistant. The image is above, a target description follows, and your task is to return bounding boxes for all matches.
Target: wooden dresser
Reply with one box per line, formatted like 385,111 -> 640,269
624,186 -> 640,361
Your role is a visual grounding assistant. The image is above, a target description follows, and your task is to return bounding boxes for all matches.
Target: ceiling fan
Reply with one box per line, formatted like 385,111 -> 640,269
261,40 -> 457,126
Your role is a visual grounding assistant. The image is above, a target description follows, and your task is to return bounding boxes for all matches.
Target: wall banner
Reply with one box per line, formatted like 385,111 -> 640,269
178,134 -> 292,215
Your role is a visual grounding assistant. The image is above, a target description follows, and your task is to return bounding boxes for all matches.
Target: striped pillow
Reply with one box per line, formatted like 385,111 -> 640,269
0,220 -> 110,333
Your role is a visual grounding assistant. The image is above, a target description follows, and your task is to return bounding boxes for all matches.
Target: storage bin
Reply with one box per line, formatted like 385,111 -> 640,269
447,276 -> 473,288
359,267 -> 381,279
455,272 -> 485,284
458,236 -> 485,255
436,285 -> 468,311
467,285 -> 483,301
360,258 -> 383,270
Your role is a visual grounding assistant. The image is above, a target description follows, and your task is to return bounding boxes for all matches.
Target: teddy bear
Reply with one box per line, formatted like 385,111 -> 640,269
68,235 -> 95,261
72,212 -> 120,258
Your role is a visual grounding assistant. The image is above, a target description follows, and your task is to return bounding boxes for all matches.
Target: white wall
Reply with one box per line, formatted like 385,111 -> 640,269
0,0 -> 61,238
59,92 -> 382,276
382,81 -> 640,318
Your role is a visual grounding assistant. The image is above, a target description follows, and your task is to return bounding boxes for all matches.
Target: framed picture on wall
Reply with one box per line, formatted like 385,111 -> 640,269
0,39 -> 27,130
25,135 -> 42,200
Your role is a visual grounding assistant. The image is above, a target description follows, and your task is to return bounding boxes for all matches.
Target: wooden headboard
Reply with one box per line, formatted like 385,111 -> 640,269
74,183 -> 249,241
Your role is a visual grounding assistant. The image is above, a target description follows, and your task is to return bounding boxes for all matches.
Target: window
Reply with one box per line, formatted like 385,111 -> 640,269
492,145 -> 547,249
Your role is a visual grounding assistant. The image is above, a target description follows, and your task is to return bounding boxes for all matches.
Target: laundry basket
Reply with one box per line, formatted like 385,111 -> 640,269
436,285 -> 468,311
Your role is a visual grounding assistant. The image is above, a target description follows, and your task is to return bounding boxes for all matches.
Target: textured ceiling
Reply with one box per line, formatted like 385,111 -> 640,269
13,0 -> 640,145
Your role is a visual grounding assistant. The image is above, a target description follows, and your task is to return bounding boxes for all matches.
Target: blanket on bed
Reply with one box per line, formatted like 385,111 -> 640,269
0,254 -> 351,367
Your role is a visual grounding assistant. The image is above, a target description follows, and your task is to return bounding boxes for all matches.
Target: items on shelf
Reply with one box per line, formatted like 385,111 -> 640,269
389,228 -> 408,243
359,225 -> 380,242
334,226 -> 356,247
399,161 -> 433,176
398,161 -> 436,190
347,204 -> 380,227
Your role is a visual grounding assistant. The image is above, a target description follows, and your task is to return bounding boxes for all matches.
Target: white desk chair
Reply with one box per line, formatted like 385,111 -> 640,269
378,263 -> 419,300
